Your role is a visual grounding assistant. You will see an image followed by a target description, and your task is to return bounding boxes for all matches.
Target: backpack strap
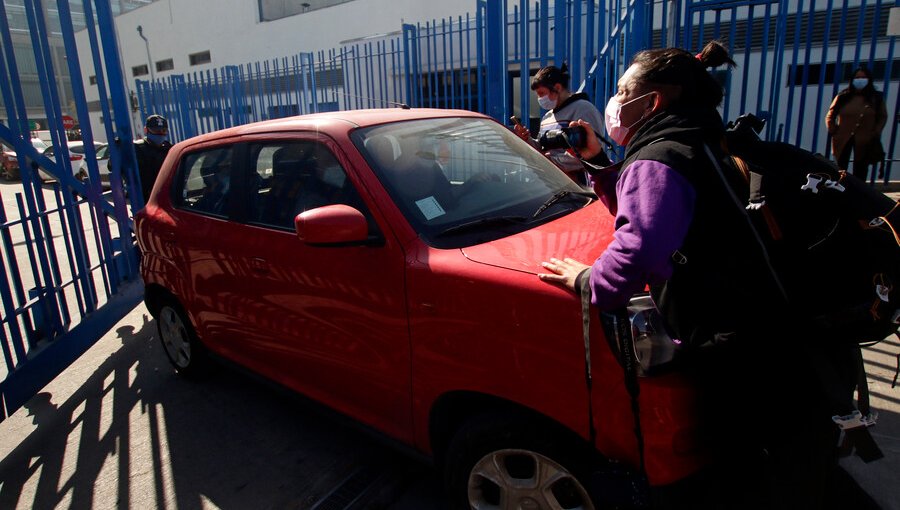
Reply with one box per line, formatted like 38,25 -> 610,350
730,154 -> 783,240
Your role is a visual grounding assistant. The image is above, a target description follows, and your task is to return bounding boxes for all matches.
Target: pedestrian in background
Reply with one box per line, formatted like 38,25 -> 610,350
826,66 -> 887,181
134,114 -> 172,202
513,63 -> 606,185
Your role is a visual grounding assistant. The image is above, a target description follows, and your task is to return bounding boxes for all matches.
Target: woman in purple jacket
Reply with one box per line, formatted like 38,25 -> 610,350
539,41 -> 861,509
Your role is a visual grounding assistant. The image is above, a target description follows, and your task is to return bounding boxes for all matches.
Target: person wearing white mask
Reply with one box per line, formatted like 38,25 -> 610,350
826,66 -> 888,181
537,40 -> 862,508
513,63 -> 605,185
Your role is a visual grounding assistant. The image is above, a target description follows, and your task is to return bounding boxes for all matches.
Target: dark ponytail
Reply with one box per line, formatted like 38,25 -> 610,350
696,40 -> 736,69
630,40 -> 736,110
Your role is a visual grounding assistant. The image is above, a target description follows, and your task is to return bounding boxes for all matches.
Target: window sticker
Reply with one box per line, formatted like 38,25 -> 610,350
415,196 -> 446,220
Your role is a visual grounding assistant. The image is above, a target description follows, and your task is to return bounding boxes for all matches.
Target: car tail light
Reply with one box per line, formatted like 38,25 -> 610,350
70,155 -> 83,161
626,295 -> 682,376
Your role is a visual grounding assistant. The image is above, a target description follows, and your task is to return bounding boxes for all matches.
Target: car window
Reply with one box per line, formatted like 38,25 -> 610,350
174,146 -> 234,217
352,117 -> 588,248
96,145 -> 109,158
245,140 -> 371,231
43,147 -> 55,158
69,145 -> 86,155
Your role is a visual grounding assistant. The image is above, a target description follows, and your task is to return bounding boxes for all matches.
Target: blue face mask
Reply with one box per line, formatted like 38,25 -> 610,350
851,78 -> 869,90
147,133 -> 168,146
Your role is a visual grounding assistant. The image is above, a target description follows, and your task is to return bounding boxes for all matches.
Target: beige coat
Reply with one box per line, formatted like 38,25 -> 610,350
825,92 -> 887,166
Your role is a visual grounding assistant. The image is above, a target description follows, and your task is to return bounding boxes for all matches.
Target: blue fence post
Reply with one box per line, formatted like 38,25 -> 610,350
484,0 -> 507,122
554,0 -> 567,66
95,0 -> 143,240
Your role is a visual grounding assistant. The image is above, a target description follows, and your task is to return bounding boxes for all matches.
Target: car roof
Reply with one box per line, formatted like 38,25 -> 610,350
182,108 -> 490,146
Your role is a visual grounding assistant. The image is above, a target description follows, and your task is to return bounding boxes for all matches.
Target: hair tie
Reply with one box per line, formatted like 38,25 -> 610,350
694,53 -> 703,62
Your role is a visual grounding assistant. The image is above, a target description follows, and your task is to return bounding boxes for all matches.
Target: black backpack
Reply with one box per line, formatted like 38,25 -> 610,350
716,114 -> 898,462
722,113 -> 899,346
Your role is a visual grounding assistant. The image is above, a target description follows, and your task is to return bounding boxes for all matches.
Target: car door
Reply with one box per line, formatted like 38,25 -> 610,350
166,142 -> 247,358
221,133 -> 413,442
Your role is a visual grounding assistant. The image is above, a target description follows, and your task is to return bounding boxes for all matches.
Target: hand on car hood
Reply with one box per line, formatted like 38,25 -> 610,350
460,203 -> 615,274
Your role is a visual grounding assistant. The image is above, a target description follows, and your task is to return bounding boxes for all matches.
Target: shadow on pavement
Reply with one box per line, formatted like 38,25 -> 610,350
0,313 -> 442,509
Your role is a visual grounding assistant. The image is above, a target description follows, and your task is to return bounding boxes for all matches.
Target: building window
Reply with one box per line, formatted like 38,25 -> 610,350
89,75 -> 97,85
132,64 -> 149,77
156,58 -> 174,72
189,51 -> 211,66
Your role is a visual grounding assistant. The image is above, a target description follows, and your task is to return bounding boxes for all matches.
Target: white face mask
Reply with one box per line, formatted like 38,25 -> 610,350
537,94 -> 557,110
852,78 -> 869,89
604,92 -> 656,146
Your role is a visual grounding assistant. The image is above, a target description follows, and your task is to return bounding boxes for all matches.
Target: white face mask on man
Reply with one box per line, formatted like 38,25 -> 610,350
604,92 -> 656,146
537,94 -> 557,110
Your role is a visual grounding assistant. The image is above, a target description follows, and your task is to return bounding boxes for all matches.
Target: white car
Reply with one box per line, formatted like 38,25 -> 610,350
37,141 -> 104,181
76,143 -> 111,186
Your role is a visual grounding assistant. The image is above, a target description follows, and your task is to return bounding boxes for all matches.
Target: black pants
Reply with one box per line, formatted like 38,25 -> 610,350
837,137 -> 873,182
664,334 -> 864,509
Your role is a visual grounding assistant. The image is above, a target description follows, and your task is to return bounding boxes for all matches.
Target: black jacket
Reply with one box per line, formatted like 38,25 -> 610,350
624,107 -> 787,348
134,138 -> 171,202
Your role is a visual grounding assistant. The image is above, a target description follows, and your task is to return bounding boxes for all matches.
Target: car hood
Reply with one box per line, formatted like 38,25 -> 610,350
460,202 -> 616,275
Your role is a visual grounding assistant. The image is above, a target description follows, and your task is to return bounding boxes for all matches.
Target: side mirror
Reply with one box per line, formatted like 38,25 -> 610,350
295,204 -> 369,246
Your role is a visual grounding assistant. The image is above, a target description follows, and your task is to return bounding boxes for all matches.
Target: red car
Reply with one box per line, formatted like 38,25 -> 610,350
136,108 -> 704,508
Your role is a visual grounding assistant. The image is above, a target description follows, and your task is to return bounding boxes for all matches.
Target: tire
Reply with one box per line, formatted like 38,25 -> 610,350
156,299 -> 208,378
444,412 -> 596,510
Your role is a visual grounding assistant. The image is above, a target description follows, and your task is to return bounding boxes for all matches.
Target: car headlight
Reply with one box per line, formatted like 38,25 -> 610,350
626,294 -> 682,376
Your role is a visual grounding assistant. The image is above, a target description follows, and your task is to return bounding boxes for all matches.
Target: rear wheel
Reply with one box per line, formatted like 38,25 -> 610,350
445,412 -> 596,510
156,300 -> 208,377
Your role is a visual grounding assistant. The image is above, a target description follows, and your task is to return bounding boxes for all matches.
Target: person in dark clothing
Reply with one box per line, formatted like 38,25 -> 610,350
538,41 -> 861,509
826,66 -> 888,181
134,114 -> 172,202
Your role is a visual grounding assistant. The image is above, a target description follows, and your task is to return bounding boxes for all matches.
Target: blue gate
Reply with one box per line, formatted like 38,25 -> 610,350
0,0 -> 143,422
677,0 -> 899,182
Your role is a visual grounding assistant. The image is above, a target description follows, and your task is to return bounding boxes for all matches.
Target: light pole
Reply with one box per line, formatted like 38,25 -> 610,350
136,25 -> 155,82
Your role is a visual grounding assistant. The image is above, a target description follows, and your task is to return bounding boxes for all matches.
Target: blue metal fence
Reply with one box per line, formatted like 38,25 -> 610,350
134,1 -> 898,180
0,0 -> 143,422
678,0 -> 899,182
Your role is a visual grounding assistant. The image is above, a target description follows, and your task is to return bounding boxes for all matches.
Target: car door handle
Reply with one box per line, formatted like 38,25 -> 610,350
250,257 -> 269,274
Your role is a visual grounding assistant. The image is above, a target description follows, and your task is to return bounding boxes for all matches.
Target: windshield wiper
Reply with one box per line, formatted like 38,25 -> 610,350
433,215 -> 528,237
531,190 -> 596,218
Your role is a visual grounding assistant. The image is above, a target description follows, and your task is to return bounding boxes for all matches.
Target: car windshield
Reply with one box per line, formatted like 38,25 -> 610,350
31,139 -> 47,151
352,116 -> 592,249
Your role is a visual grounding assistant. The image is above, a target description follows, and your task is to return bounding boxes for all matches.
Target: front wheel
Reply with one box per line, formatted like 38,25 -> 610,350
445,412 -> 596,510
156,300 -> 208,378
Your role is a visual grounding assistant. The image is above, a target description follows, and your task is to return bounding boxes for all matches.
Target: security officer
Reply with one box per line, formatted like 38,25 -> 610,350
134,114 -> 172,202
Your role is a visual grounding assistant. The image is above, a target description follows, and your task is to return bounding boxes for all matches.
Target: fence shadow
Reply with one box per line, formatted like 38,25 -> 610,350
0,312 -> 437,509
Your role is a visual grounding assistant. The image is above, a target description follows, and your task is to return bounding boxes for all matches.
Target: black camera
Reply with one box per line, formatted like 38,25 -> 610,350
539,125 -> 587,151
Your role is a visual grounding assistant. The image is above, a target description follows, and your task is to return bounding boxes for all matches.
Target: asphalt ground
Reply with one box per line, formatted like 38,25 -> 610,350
0,183 -> 897,509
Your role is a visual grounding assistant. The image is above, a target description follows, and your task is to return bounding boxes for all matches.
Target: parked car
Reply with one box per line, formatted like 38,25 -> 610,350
77,143 -> 111,186
37,140 -> 104,181
136,109 -> 703,508
1,142 -> 18,180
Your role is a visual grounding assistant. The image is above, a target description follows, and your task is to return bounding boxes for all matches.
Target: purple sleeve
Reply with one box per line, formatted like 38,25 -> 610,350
589,159 -> 696,310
